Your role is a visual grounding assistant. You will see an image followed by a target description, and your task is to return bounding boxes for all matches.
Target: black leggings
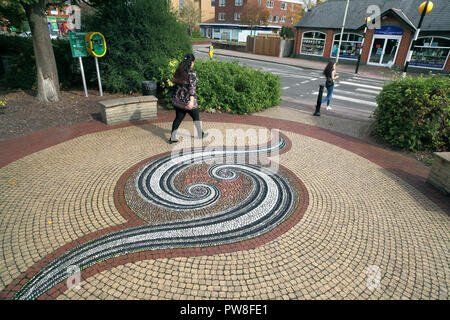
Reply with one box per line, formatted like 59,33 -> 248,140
171,107 -> 201,133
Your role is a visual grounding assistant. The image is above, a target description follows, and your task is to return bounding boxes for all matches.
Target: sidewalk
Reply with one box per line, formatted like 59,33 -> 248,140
196,46 -> 399,80
0,105 -> 448,300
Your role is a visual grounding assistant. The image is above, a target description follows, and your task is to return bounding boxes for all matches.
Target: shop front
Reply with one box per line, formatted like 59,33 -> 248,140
367,26 -> 403,67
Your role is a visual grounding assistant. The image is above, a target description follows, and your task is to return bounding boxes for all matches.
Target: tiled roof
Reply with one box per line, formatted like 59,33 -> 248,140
295,0 -> 450,31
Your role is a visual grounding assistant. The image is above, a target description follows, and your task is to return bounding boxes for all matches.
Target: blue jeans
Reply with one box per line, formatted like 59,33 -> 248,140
321,84 -> 334,106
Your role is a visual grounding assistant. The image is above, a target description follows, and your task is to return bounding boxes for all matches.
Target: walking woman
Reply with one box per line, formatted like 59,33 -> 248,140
169,53 -> 207,143
321,61 -> 339,110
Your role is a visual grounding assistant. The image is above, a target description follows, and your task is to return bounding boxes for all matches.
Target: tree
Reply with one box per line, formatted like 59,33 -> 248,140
289,0 -> 326,26
241,1 -> 270,37
178,0 -> 201,36
0,0 -> 66,102
81,0 -> 191,94
280,26 -> 295,40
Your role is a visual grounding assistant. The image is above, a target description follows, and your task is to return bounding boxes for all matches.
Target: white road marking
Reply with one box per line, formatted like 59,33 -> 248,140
282,86 -> 290,90
311,92 -> 377,106
335,89 -> 375,98
340,81 -> 382,90
356,88 -> 381,95
352,76 -> 385,84
331,94 -> 377,107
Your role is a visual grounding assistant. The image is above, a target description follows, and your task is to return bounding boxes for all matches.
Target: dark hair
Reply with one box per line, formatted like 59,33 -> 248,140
173,53 -> 196,84
323,61 -> 335,76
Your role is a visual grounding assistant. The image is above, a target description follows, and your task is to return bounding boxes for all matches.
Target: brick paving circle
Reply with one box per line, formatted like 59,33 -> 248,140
0,113 -> 448,300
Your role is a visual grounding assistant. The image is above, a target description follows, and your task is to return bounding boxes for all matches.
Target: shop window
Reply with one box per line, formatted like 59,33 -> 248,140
331,32 -> 363,59
301,31 -> 326,56
411,37 -> 450,69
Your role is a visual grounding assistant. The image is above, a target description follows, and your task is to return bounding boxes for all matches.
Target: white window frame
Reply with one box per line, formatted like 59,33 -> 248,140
281,2 -> 287,10
331,32 -> 364,60
281,16 -> 286,23
410,36 -> 450,70
219,0 -> 226,7
290,17 -> 294,24
235,0 -> 243,6
273,16 -> 278,23
218,12 -> 226,21
234,12 -> 241,21
300,31 -> 327,57
267,1 -> 274,9
268,15 -> 273,22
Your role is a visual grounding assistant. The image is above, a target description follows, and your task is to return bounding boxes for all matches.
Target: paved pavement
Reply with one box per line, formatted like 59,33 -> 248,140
0,107 -> 448,301
0,50 -> 448,302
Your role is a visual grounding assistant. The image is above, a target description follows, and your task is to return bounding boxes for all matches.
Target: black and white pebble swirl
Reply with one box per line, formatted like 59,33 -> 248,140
14,135 -> 297,300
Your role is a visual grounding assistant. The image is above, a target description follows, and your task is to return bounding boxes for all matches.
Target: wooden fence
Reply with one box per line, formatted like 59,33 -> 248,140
246,35 -> 281,57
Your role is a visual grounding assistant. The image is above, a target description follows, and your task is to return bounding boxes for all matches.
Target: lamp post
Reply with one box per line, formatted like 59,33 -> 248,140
403,1 -> 433,77
355,17 -> 370,74
336,0 -> 350,63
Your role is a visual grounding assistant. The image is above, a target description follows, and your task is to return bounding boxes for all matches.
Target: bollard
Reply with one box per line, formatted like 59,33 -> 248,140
313,84 -> 325,116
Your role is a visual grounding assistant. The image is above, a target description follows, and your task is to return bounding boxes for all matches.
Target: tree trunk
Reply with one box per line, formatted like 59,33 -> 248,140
24,0 -> 61,102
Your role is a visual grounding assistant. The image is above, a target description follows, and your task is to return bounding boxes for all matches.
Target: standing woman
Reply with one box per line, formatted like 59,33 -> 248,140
169,53 -> 207,143
321,61 -> 339,110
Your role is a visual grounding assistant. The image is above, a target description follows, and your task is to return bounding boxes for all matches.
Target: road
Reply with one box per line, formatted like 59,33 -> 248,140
194,47 -> 385,121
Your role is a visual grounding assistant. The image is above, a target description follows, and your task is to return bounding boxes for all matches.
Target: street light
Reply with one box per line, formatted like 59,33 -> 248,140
355,17 -> 370,74
336,0 -> 350,63
403,1 -> 433,77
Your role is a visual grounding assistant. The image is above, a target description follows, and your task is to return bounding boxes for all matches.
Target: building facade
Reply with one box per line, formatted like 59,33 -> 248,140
200,0 -> 304,42
170,0 -> 216,23
294,0 -> 450,72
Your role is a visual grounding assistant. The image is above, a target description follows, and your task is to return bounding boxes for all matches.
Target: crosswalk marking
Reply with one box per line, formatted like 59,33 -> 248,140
351,77 -> 385,84
331,94 -> 378,107
336,89 -> 376,98
340,81 -> 382,91
312,92 -> 377,107
356,88 -> 381,95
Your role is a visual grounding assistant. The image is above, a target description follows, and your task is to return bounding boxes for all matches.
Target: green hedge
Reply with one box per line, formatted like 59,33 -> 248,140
166,60 -> 281,114
0,35 -> 94,90
374,75 -> 449,152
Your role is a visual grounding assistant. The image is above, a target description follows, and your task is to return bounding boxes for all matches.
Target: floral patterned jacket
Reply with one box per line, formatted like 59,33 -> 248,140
172,70 -> 198,110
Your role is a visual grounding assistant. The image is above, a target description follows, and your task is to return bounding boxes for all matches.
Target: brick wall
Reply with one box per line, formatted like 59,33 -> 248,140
215,0 -> 302,28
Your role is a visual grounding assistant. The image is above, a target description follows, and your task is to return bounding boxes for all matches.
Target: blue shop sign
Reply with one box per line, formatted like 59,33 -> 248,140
374,26 -> 403,36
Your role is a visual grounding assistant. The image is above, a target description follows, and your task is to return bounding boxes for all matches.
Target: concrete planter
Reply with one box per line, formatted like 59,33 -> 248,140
427,152 -> 450,194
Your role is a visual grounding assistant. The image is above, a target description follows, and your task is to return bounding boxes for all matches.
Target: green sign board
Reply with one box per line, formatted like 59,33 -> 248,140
68,32 -> 89,58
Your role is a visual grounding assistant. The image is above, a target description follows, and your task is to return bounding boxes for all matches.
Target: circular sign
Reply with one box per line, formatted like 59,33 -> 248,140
85,32 -> 107,57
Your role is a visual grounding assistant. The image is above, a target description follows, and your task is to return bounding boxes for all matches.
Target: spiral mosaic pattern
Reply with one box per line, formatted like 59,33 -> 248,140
13,134 -> 301,300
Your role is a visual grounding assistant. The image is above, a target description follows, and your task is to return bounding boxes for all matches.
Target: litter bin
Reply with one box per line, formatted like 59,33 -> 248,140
142,80 -> 157,96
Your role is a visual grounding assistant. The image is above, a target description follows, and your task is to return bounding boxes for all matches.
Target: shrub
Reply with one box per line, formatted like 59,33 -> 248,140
0,35 -> 89,90
182,59 -> 281,114
82,0 -> 192,94
1,35 -> 36,89
374,75 -> 449,152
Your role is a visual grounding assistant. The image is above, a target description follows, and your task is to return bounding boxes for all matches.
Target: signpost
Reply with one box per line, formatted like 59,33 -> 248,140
68,32 -> 89,97
85,32 -> 107,96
